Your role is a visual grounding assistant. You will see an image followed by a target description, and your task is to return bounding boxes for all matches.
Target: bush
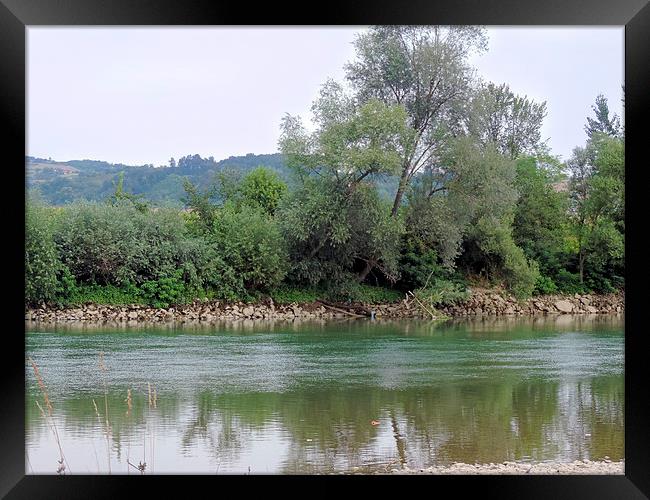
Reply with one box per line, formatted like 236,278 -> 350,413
239,167 -> 287,215
398,237 -> 449,290
140,270 -> 187,308
326,281 -> 403,303
25,201 -> 61,305
413,278 -> 470,309
211,204 -> 289,291
268,285 -> 323,304
533,274 -> 558,295
67,283 -> 145,306
554,269 -> 587,294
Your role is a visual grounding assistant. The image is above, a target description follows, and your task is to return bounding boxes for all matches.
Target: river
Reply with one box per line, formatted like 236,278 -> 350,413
25,315 -> 624,474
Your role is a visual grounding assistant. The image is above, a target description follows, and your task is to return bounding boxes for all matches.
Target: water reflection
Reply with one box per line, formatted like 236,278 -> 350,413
25,316 -> 623,474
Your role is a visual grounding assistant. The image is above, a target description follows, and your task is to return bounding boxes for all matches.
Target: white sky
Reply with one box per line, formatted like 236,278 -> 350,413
27,26 -> 624,166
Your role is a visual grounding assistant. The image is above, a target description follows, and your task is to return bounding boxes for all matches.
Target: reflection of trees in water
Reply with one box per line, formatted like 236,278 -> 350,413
26,376 -> 624,471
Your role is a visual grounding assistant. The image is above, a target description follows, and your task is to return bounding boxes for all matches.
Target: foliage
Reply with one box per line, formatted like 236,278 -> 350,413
412,279 -> 470,309
533,275 -> 558,296
326,282 -> 403,304
25,200 -> 61,305
140,270 -> 187,308
512,155 -> 570,278
210,203 -> 289,291
66,283 -> 145,306
268,286 -> 324,304
345,25 -> 488,214
554,269 -> 587,295
584,94 -> 621,139
238,167 -> 288,215
464,82 -> 547,159
279,96 -> 410,285
397,236 -> 450,290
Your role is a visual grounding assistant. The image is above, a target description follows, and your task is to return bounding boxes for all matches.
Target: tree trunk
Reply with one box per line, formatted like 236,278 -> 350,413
391,167 -> 410,217
358,258 -> 377,282
579,250 -> 585,284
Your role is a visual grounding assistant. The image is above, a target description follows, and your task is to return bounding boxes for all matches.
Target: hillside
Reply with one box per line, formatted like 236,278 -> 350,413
26,153 -> 399,206
25,153 -> 293,206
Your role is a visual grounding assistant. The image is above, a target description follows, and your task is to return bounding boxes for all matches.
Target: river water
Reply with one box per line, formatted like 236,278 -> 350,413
25,315 -> 624,474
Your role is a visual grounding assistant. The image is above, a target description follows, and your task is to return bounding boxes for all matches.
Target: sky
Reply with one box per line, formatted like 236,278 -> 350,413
27,26 -> 624,166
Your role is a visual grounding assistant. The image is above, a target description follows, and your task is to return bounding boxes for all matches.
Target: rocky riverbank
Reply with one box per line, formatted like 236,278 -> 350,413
380,459 -> 624,475
25,289 -> 623,323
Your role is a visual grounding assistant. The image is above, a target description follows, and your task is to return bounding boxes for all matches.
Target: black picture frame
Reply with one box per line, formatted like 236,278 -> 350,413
2,0 -> 649,498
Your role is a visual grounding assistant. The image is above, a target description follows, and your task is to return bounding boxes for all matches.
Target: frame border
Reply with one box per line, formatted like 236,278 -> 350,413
2,1 -> 648,497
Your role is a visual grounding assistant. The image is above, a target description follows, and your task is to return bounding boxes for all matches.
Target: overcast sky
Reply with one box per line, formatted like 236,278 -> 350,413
27,26 -> 623,166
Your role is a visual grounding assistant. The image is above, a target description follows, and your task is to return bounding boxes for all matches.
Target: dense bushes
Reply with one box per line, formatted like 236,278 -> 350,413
210,203 -> 288,292
25,201 -> 61,304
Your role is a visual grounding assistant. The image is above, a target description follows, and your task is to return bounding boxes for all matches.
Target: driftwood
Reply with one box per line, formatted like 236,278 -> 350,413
316,300 -> 370,318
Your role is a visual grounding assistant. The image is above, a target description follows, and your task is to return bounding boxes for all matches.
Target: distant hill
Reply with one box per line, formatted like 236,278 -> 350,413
26,152 -> 400,206
26,153 -> 293,206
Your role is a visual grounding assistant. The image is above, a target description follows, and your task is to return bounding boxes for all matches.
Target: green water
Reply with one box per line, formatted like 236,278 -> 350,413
25,315 -> 624,474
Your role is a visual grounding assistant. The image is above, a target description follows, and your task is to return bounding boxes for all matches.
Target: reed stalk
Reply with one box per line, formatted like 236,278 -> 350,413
29,357 -> 69,474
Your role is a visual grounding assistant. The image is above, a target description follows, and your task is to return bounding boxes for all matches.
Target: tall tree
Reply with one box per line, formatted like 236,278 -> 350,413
584,94 -> 621,139
464,82 -> 547,159
345,25 -> 488,216
279,89 -> 413,283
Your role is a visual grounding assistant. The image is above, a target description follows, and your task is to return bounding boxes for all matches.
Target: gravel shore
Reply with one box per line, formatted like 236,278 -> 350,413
382,460 -> 624,475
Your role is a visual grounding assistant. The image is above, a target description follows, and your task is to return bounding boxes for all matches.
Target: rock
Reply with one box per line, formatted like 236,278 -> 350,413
554,300 -> 574,313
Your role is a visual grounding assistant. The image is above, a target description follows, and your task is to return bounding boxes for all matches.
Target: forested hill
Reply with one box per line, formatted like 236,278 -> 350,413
26,153 -> 293,206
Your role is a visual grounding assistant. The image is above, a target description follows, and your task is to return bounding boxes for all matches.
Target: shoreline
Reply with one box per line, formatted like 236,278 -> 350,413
378,460 -> 624,475
25,289 -> 624,323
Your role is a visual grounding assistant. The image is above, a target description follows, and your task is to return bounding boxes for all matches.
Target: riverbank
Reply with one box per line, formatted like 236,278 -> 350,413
25,289 -> 623,323
379,459 -> 624,475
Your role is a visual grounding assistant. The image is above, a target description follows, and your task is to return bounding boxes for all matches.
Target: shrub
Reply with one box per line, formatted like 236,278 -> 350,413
140,270 -> 187,308
413,279 -> 470,309
268,285 -> 323,304
67,283 -> 145,306
211,204 -> 289,291
398,237 -> 449,290
533,275 -> 558,295
25,201 -> 60,305
326,281 -> 404,303
554,269 -> 587,294
239,167 -> 287,215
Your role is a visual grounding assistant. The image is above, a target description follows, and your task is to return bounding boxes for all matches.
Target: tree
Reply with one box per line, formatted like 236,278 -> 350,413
584,94 -> 621,139
464,82 -> 547,159
279,91 -> 413,284
236,167 -> 287,216
566,133 -> 624,288
512,155 -> 570,285
181,179 -> 217,235
345,25 -> 488,216
110,171 -> 149,213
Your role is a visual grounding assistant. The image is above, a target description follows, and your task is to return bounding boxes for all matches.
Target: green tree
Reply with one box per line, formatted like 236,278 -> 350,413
210,203 -> 289,292
344,25 -> 488,216
584,94 -> 621,139
236,166 -> 288,216
279,92 -> 413,284
181,179 -> 217,235
566,128 -> 624,289
512,155 -> 570,284
464,82 -> 547,159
